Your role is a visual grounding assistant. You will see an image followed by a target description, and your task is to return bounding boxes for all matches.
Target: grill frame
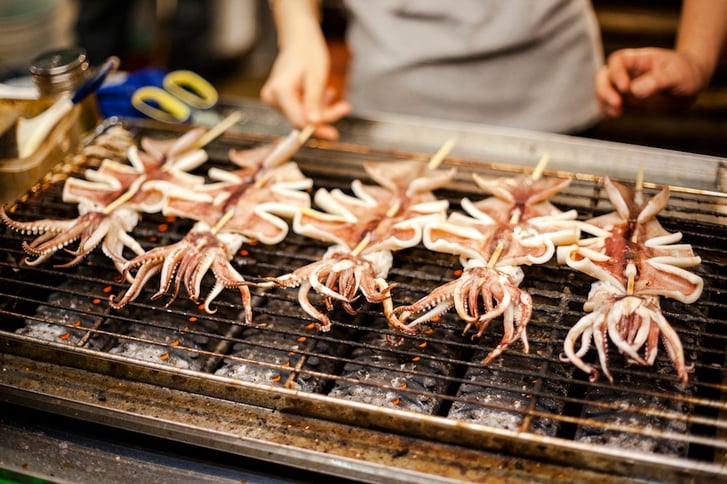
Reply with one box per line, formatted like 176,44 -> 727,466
1,106 -> 726,482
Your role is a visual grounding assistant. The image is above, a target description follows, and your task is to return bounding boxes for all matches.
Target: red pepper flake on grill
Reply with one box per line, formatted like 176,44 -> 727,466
60,332 -> 71,340
180,326 -> 189,334
158,223 -> 169,232
160,353 -> 170,361
417,341 -> 427,348
149,236 -> 158,242
166,215 -> 177,223
305,322 -> 316,330
424,328 -> 434,335
391,398 -> 401,406
297,336 -> 307,343
188,316 -> 198,323
453,269 -> 463,276
102,285 -> 113,294
73,320 -> 81,327
171,339 -> 180,347
282,361 -> 291,368
92,298 -> 101,305
271,375 -> 282,382
411,356 -> 421,362
239,249 -> 249,256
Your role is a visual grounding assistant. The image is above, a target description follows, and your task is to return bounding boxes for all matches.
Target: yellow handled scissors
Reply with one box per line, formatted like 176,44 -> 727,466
131,70 -> 218,123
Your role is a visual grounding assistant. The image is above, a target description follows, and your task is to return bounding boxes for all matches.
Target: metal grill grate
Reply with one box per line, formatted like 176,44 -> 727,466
1,119 -> 726,481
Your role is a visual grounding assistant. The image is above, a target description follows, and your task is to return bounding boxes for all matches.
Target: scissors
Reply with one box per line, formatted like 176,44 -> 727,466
131,70 -> 218,124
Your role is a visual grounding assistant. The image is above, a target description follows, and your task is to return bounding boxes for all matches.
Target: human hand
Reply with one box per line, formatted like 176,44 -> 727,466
595,47 -> 708,118
260,34 -> 351,140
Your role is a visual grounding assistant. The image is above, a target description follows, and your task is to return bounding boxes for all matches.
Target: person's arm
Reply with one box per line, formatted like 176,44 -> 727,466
596,0 -> 727,118
260,0 -> 351,139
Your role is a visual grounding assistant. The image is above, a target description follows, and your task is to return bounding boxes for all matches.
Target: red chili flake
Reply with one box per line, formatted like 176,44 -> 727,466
431,315 -> 441,322
102,285 -> 113,294
60,332 -> 71,340
166,215 -> 177,222
149,236 -> 158,242
171,339 -> 180,347
398,383 -> 408,390
92,298 -> 101,305
73,320 -> 81,327
305,322 -> 316,330
188,316 -> 198,323
282,361 -> 291,368
197,304 -> 205,311
417,341 -> 427,348
297,336 -> 307,343
391,398 -> 401,406
239,249 -> 249,256
180,326 -> 190,335
158,223 -> 169,232
411,356 -> 421,362
453,269 -> 463,276
271,375 -> 282,382
159,353 -> 170,361
424,328 -> 434,335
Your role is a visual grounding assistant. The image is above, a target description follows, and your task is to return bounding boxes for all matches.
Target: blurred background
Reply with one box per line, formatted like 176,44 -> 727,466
1,0 -> 725,158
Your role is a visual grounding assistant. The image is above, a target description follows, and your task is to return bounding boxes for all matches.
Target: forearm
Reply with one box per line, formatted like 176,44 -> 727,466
269,0 -> 322,50
676,0 -> 727,85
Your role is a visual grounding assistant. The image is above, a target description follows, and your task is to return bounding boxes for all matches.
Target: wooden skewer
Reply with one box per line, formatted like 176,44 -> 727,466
193,111 -> 243,150
531,154 -> 550,181
254,171 -> 272,189
427,138 -> 456,169
298,124 -> 316,144
351,233 -> 371,257
103,175 -> 147,214
487,206 -> 522,268
625,262 -> 636,295
386,199 -> 401,218
631,165 -> 645,243
211,208 -> 235,235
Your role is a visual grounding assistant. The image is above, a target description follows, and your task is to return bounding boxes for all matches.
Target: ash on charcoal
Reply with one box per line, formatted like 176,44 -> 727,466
109,305 -> 231,371
574,376 -> 692,457
327,319 -> 461,414
18,289 -> 111,350
214,298 -> 346,392
449,323 -> 569,436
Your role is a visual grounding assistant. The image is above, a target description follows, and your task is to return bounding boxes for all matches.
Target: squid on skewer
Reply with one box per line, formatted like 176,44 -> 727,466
557,175 -> 703,383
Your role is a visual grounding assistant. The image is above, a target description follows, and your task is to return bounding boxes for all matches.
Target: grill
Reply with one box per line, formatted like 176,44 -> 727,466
2,102 -> 726,482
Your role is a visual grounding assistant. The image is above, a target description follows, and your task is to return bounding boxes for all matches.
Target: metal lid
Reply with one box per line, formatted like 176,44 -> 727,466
29,47 -> 88,76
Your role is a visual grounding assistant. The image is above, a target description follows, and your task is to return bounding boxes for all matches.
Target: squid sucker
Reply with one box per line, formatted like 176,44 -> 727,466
557,177 -> 703,384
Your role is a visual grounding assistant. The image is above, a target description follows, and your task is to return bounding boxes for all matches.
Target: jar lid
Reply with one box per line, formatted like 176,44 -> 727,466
30,48 -> 88,76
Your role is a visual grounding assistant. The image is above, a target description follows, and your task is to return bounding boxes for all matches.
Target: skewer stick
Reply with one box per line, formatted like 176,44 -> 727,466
386,199 -> 401,218
351,233 -> 371,257
631,165 -> 645,243
254,171 -> 272,189
531,154 -> 550,181
427,138 -> 456,169
193,111 -> 243,150
298,124 -> 316,144
487,207 -> 522,268
103,175 -> 147,214
625,262 -> 636,295
211,208 -> 235,235
487,242 -> 505,268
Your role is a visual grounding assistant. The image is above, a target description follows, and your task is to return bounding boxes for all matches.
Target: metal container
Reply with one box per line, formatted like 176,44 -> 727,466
29,47 -> 89,98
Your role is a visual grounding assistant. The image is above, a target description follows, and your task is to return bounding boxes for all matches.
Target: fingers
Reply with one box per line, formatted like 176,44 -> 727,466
595,65 -> 623,118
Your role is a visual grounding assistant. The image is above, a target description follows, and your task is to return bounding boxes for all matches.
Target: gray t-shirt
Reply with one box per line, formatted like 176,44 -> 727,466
343,0 -> 604,133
